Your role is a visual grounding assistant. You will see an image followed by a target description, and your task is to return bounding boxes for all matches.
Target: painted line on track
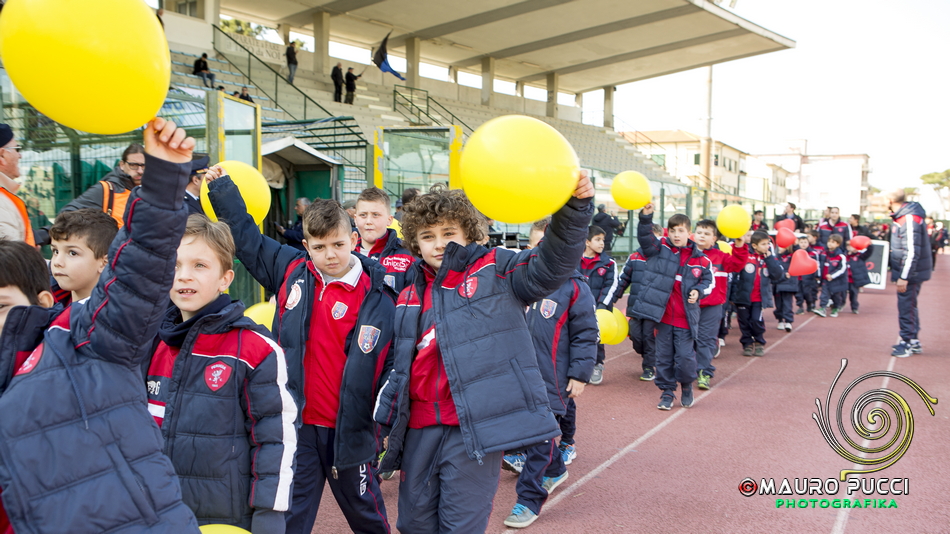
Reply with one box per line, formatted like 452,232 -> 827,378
501,315 -> 818,533
829,355 -> 898,534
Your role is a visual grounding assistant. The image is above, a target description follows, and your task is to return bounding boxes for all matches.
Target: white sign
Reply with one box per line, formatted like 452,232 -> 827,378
223,33 -> 285,66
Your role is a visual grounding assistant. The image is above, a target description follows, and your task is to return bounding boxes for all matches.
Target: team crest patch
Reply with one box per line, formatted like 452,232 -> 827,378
691,267 -> 702,279
762,267 -> 769,277
359,325 -> 382,354
205,361 -> 233,392
384,274 -> 396,289
332,301 -> 349,320
286,281 -> 302,310
597,267 -> 607,276
744,263 -> 756,274
459,277 -> 478,298
540,299 -> 558,319
15,344 -> 44,376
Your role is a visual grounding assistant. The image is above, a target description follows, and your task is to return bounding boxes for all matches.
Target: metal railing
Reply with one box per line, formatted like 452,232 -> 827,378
392,85 -> 473,135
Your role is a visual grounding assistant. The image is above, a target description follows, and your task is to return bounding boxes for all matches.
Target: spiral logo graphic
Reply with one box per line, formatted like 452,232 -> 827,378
813,359 -> 938,480
738,477 -> 758,497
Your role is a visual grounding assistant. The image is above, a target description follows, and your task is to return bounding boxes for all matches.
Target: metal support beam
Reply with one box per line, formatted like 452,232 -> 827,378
481,57 -> 495,107
406,37 -> 421,89
546,72 -> 558,119
603,86 -> 614,129
312,11 -> 330,75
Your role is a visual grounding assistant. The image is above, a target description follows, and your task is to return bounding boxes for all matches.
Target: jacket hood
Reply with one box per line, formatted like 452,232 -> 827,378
892,201 -> 926,221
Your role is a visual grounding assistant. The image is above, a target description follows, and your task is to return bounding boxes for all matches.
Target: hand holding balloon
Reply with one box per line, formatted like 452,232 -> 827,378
641,203 -> 655,216
143,118 -> 195,164
573,170 -> 594,199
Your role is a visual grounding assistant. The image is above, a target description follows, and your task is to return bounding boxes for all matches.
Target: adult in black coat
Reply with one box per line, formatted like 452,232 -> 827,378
183,155 -> 209,215
849,214 -> 869,237
592,204 -> 621,252
331,62 -> 344,102
773,202 -> 805,232
344,67 -> 361,105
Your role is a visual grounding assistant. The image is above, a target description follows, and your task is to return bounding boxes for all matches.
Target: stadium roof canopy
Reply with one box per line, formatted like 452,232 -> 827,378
220,0 -> 795,93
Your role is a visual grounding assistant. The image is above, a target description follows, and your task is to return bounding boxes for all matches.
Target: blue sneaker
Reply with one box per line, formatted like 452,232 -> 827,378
891,341 -> 911,358
559,442 -> 576,465
909,339 -> 923,354
542,470 -> 569,493
502,452 -> 526,474
681,385 -> 694,408
504,504 -> 538,528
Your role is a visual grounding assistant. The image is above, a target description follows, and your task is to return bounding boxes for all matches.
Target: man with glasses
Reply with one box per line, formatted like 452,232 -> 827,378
0,123 -> 35,244
60,142 -> 146,228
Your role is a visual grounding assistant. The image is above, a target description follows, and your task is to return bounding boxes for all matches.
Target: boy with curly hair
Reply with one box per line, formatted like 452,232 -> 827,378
373,175 -> 594,532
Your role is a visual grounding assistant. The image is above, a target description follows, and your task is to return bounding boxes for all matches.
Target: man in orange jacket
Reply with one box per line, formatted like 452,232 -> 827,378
0,123 -> 34,245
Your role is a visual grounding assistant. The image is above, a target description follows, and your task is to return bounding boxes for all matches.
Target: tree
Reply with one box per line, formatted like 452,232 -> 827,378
920,169 -> 950,189
220,19 -> 264,37
291,39 -> 309,52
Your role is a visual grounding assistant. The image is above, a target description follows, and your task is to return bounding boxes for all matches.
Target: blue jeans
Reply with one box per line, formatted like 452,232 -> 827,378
198,71 -> 215,87
288,63 -> 298,83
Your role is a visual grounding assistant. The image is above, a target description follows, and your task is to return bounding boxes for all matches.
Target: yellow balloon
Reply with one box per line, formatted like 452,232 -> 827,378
201,161 -> 272,225
199,526 -> 251,534
244,302 -> 276,331
610,171 -> 652,210
595,309 -> 617,346
608,307 -> 629,345
0,0 -> 169,134
716,205 -> 752,239
717,240 -> 732,254
388,217 -> 403,239
461,115 -> 579,224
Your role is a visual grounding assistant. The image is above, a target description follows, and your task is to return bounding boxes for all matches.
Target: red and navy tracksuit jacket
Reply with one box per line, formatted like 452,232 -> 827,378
817,219 -> 853,249
526,274 -> 598,414
0,155 -> 201,534
578,252 -> 618,310
614,249 -> 646,315
847,248 -> 873,287
731,248 -> 785,308
374,196 -> 593,471
822,249 -> 849,295
797,245 -> 822,293
146,296 -> 297,530
772,250 -> 801,293
207,176 -> 396,473
356,228 -> 416,293
699,243 -> 749,307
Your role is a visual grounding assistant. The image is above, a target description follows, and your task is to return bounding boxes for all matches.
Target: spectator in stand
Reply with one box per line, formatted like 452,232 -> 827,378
286,42 -> 298,84
216,85 -> 226,92
774,202 -> 805,232
817,206 -> 852,248
239,87 -> 254,104
592,204 -> 622,252
394,187 -> 419,223
0,123 -> 35,245
344,67 -> 361,105
193,53 -> 216,88
886,189 -> 931,357
276,197 -> 311,252
751,210 -> 769,231
61,143 -> 146,229
331,62 -> 344,103
850,214 -> 869,237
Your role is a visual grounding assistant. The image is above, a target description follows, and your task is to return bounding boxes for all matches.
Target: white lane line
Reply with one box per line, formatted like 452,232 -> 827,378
830,355 -> 898,534
501,315 -> 818,533
605,348 -> 634,363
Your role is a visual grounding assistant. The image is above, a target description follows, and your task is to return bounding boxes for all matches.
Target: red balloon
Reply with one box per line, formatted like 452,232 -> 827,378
850,235 -> 871,250
774,219 -> 795,232
776,227 -> 796,248
788,248 -> 819,276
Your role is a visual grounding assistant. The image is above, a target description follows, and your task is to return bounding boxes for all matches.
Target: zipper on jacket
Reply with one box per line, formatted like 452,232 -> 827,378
332,466 -> 339,479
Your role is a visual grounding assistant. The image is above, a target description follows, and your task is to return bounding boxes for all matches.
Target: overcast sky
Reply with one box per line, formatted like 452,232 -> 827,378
598,0 -> 950,191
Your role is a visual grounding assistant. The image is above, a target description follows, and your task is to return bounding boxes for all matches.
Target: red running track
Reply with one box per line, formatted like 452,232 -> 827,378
312,258 -> 950,533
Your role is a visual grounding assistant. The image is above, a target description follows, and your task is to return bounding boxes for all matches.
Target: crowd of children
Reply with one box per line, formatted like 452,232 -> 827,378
0,120 -> 887,534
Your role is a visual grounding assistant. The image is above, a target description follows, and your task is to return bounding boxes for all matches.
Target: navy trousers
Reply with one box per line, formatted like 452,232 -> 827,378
515,439 -> 567,515
397,425 -> 502,534
695,305 -> 722,377
595,343 -> 606,365
773,292 -> 795,323
848,282 -> 861,312
897,281 -> 923,342
653,322 -> 697,391
559,398 -> 576,446
736,302 -> 766,347
285,425 -> 390,534
628,317 -> 657,370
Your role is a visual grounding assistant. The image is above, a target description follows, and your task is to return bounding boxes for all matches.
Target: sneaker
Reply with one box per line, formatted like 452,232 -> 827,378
829,308 -> 839,318
541,470 -> 569,493
380,470 -> 397,480
909,339 -> 923,354
796,307 -> 805,315
502,452 -> 526,474
639,367 -> 656,381
503,504 -> 538,529
813,307 -> 827,318
891,341 -> 911,358
713,343 -> 721,359
697,371 -> 711,390
776,321 -> 786,331
852,309 -> 859,314
590,363 -> 604,385
785,323 -> 792,333
657,392 -> 674,410
742,345 -> 753,357
719,338 -> 726,347
558,443 -> 576,465
681,386 -> 694,408
753,344 -> 765,357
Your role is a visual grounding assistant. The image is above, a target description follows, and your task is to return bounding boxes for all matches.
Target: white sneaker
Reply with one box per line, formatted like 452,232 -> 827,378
719,338 -> 726,347
776,322 -> 786,331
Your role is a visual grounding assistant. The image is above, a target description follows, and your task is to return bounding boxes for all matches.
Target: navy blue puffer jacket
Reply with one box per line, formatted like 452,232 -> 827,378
0,155 -> 200,534
889,202 -> 932,283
